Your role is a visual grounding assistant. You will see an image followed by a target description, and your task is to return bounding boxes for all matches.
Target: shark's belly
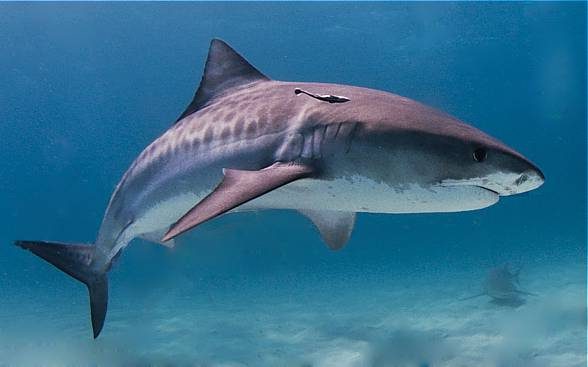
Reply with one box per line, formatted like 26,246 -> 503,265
245,175 -> 499,214
120,172 -> 498,248
127,191 -> 204,241
115,172 -> 497,251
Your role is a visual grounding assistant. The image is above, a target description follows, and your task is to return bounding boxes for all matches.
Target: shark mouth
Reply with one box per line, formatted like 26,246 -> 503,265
474,185 -> 501,196
439,176 -> 515,197
429,181 -> 501,212
439,170 -> 544,197
440,180 -> 501,193
443,183 -> 502,198
436,181 -> 501,209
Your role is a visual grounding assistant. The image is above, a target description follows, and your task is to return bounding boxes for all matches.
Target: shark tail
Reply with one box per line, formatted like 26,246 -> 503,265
15,240 -> 108,338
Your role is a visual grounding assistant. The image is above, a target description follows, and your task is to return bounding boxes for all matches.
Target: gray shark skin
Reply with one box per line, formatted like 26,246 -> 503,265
16,39 -> 544,338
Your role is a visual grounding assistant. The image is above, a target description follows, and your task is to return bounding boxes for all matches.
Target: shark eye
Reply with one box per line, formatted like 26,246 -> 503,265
473,148 -> 487,162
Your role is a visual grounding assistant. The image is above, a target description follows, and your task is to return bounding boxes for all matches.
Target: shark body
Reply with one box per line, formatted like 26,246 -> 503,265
17,39 -> 544,338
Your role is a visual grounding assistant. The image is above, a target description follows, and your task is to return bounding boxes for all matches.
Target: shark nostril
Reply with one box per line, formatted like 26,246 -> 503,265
515,174 -> 528,186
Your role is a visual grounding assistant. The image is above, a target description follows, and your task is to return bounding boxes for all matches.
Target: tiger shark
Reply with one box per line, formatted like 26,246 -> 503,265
16,39 -> 544,338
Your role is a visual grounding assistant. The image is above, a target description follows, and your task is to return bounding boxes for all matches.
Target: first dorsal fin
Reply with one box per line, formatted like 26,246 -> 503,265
176,39 -> 270,123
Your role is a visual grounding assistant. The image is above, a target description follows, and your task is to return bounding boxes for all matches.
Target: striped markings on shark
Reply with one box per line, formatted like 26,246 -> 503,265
16,39 -> 544,338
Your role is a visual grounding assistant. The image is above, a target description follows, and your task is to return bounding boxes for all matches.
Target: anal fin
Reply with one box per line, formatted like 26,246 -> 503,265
162,162 -> 315,242
299,209 -> 356,250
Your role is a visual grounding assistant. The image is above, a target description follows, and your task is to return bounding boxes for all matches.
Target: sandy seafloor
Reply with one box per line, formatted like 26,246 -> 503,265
1,253 -> 584,367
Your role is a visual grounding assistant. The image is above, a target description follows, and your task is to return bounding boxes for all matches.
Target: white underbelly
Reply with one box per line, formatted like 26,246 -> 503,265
124,175 -> 498,244
244,175 -> 499,214
123,192 -> 203,244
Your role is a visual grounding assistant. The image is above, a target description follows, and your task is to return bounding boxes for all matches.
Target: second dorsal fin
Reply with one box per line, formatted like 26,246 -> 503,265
176,39 -> 270,123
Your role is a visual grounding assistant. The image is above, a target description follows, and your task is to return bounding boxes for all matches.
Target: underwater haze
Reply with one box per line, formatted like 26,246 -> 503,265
0,2 -> 586,366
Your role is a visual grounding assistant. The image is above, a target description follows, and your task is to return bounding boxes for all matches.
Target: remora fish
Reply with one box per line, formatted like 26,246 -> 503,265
16,39 -> 544,338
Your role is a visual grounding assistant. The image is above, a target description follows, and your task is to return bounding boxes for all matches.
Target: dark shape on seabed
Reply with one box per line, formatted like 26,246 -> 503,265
461,263 -> 537,307
15,38 -> 544,338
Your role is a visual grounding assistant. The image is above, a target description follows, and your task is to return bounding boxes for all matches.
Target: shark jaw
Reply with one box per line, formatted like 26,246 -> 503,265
440,170 -> 544,197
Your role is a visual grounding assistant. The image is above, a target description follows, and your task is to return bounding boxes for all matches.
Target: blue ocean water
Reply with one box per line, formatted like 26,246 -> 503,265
0,3 -> 586,366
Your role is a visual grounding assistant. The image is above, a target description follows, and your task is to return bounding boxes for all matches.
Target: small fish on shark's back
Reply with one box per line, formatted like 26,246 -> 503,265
16,38 -> 544,338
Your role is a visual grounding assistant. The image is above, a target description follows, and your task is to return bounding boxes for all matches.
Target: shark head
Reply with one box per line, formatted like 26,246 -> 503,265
303,83 -> 545,211
435,132 -> 545,197
380,111 -> 547,198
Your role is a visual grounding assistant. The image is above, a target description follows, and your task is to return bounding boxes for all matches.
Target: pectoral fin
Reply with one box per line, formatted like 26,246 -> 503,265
140,230 -> 176,248
299,209 -> 356,250
162,162 -> 315,242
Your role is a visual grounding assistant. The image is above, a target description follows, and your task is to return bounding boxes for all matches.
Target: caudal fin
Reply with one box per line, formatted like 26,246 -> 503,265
15,240 -> 109,338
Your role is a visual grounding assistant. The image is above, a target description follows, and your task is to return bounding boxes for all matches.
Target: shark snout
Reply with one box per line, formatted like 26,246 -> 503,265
480,148 -> 545,196
504,152 -> 545,195
481,165 -> 544,197
510,167 -> 544,195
